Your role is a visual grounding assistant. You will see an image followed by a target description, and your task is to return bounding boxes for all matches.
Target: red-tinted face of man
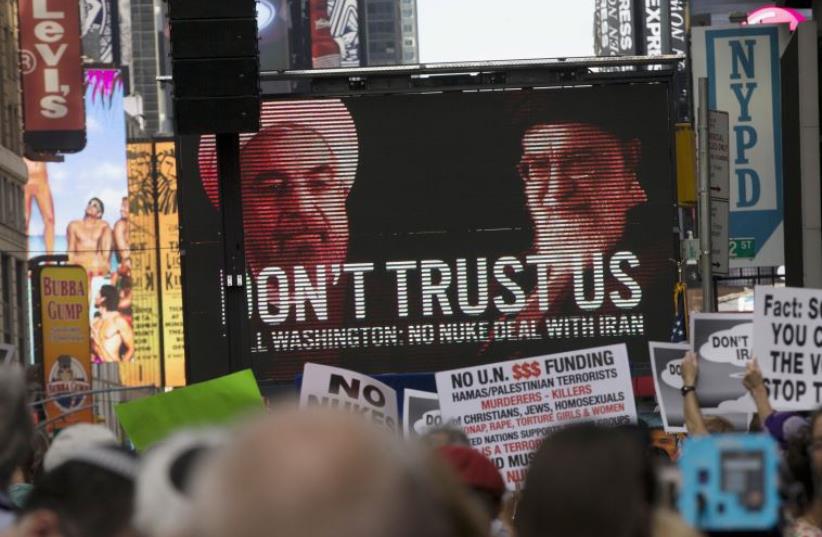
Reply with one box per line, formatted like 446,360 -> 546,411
519,123 -> 647,258
241,125 -> 350,276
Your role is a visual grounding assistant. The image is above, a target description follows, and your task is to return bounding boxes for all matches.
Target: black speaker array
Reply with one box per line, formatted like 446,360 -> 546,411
169,0 -> 261,134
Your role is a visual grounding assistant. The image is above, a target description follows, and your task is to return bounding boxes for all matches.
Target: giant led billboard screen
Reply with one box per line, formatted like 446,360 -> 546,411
179,83 -> 676,383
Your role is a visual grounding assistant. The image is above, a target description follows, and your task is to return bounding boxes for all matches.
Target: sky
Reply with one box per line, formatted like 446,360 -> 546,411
417,0 -> 596,63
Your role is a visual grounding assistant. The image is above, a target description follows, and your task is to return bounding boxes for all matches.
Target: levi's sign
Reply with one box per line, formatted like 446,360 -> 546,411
19,0 -> 86,152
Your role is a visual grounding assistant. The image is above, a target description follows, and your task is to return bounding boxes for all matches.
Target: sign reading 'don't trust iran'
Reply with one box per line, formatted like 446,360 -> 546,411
692,24 -> 787,268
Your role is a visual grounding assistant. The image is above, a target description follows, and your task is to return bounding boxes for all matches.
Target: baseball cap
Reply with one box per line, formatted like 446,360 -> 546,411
43,423 -> 118,472
437,445 -> 506,498
133,428 -> 228,537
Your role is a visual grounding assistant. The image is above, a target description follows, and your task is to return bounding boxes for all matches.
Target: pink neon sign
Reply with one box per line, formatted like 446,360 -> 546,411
746,5 -> 807,31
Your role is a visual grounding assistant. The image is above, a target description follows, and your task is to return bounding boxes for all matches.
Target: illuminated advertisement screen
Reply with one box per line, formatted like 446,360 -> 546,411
180,83 -> 675,383
27,70 -> 141,381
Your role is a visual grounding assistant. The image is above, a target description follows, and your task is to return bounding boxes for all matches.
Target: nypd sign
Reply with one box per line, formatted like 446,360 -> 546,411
692,25 -> 785,268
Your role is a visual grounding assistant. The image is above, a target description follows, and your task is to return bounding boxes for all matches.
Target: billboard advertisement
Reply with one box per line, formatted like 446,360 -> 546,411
18,0 -> 87,153
27,70 -> 136,378
39,265 -> 93,426
181,83 -> 676,383
692,25 -> 786,268
258,0 -> 290,71
125,142 -> 162,387
80,0 -> 118,65
594,0 -> 637,56
309,0 -> 359,68
155,142 -> 185,386
125,141 -> 186,387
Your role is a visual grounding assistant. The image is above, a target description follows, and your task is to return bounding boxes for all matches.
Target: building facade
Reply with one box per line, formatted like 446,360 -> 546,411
125,0 -> 173,137
0,0 -> 31,364
398,0 -> 418,63
362,0 -> 418,66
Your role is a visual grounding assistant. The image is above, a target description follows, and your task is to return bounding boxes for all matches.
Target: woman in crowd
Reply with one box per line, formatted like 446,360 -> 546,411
786,409 -> 822,537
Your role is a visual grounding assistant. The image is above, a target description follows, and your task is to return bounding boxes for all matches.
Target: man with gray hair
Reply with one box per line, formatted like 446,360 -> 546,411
423,424 -> 471,449
190,406 -> 487,537
0,364 -> 34,529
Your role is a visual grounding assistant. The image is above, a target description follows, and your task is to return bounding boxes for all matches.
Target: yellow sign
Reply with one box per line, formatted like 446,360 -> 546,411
124,142 -> 162,387
155,141 -> 186,387
675,123 -> 698,206
40,265 -> 93,426
123,141 -> 186,387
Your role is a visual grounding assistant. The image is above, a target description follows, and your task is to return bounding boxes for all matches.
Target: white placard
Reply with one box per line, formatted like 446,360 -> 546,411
402,389 -> 441,438
648,341 -> 690,433
754,286 -> 822,410
435,344 -> 636,490
299,363 -> 399,434
690,313 -> 754,414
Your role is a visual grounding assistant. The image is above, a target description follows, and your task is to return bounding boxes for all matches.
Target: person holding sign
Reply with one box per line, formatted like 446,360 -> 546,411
742,358 -> 774,424
680,352 -> 735,436
785,409 -> 822,537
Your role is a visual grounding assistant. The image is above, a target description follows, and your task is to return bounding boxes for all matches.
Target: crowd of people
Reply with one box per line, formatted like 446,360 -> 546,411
0,359 -> 820,537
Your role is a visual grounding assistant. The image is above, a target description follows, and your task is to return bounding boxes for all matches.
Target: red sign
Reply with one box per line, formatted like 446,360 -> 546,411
19,0 -> 86,152
309,0 -> 341,68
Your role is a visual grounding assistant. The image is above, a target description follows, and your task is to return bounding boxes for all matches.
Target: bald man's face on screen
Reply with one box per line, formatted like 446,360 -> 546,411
241,124 -> 351,276
518,122 -> 647,258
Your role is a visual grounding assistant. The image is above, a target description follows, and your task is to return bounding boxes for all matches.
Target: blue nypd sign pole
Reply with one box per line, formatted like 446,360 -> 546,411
692,25 -> 787,268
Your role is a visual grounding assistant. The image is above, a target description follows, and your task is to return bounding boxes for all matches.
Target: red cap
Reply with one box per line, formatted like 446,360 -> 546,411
437,445 -> 506,498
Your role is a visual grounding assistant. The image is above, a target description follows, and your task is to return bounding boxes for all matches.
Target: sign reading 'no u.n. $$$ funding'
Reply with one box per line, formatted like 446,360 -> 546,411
435,344 -> 636,489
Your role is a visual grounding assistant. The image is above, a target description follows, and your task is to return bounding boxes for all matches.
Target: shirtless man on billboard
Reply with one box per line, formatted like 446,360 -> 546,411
112,197 -> 130,284
67,197 -> 113,278
24,159 -> 56,254
91,284 -> 134,362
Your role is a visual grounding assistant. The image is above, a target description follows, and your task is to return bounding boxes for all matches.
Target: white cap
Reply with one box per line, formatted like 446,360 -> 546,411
43,424 -> 118,472
133,428 -> 228,537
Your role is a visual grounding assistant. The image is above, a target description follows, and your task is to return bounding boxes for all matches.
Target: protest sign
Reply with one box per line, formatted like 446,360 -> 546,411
649,342 -> 690,433
690,313 -> 754,413
403,389 -> 441,438
115,370 -> 264,450
300,363 -> 399,434
648,341 -> 749,433
754,286 -> 822,410
435,344 -> 636,489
